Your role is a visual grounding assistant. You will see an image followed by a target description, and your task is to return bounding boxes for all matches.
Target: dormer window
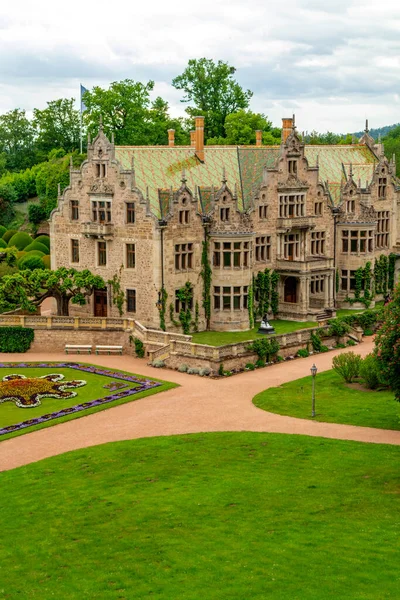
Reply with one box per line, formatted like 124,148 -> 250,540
288,160 -> 297,175
95,163 -> 106,178
346,199 -> 355,213
378,177 -> 387,198
220,207 -> 230,222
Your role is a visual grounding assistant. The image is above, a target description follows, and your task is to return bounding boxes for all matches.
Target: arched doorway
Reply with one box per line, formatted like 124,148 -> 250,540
284,277 -> 297,303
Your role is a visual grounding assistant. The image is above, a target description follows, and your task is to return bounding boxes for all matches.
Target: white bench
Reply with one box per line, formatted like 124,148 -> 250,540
95,345 -> 123,355
65,344 -> 92,355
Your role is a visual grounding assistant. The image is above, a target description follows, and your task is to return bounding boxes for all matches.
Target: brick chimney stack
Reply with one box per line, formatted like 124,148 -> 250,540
190,130 -> 196,147
194,116 -> 205,161
256,130 -> 263,147
168,129 -> 175,147
282,117 -> 293,143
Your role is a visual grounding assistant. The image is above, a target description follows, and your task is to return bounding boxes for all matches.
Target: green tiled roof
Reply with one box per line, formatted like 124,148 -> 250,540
115,143 -> 378,216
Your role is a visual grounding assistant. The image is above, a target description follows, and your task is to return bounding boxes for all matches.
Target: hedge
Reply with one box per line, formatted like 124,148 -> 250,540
35,235 -> 50,249
24,242 -> 49,254
2,230 -> 17,243
0,239 -> 7,249
8,232 -> 33,250
0,326 -> 34,352
0,226 -> 7,237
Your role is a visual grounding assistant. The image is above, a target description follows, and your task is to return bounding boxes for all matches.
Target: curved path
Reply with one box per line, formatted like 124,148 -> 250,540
1,338 -> 399,472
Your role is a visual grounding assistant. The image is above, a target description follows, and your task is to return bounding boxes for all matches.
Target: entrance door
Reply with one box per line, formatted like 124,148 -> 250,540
94,290 -> 108,317
284,277 -> 297,303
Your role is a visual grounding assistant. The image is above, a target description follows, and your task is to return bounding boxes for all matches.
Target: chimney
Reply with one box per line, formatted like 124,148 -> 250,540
168,129 -> 175,147
194,116 -> 205,161
256,130 -> 263,147
282,117 -> 293,143
190,130 -> 196,147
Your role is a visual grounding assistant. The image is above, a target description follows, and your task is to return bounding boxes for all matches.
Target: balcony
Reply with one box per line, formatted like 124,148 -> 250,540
276,256 -> 334,273
81,222 -> 114,239
277,216 -> 316,232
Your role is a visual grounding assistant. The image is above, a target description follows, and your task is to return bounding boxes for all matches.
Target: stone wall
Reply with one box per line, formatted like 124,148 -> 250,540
29,329 -> 132,354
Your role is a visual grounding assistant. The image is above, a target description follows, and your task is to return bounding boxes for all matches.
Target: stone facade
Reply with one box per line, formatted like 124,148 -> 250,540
50,117 -> 400,332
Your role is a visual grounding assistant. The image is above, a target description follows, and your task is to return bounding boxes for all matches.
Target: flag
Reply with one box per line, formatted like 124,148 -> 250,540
80,84 -> 88,113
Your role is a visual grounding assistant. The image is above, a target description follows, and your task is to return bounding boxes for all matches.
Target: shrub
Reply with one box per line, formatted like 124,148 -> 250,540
346,339 -> 357,346
248,337 -> 280,361
328,318 -> 350,337
359,353 -> 386,390
310,332 -> 322,352
276,355 -> 284,362
18,255 -> 45,271
332,351 -> 362,383
35,235 -> 50,249
133,337 -> 145,358
2,229 -> 17,243
0,238 -> 7,249
0,326 -> 34,352
245,363 -> 255,370
17,250 -> 44,268
8,232 -> 33,250
199,367 -> 211,377
187,367 -> 200,375
320,345 -> 329,353
178,364 -> 188,373
335,343 -> 346,349
218,363 -> 224,376
364,329 -> 374,336
152,360 -> 165,368
28,204 -> 47,226
24,241 -> 49,254
358,310 -> 379,332
42,255 -> 51,269
255,358 -> 265,368
0,225 -> 6,237
297,348 -> 309,358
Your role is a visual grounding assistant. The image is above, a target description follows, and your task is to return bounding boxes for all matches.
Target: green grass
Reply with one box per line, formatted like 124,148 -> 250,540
336,301 -> 384,319
1,432 -> 399,599
191,319 -> 315,346
0,364 -> 176,441
254,369 -> 400,430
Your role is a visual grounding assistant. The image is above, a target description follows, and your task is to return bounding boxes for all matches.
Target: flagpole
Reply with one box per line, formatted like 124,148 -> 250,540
80,110 -> 83,154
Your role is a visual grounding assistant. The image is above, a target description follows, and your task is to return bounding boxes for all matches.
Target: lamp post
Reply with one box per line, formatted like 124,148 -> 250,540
310,363 -> 318,418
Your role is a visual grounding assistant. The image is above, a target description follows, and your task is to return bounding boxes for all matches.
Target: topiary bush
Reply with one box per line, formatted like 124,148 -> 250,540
18,255 -> 45,271
0,225 -> 7,237
0,326 -> 34,352
359,353 -> 386,390
34,235 -> 50,249
2,230 -> 17,243
332,352 -> 362,383
7,232 -> 33,250
24,241 -> 49,254
41,255 -> 51,269
0,238 -> 7,249
133,337 -> 145,358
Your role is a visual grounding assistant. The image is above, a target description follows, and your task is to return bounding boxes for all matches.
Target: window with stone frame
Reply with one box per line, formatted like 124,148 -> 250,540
220,207 -> 230,222
378,176 -> 387,199
346,199 -> 355,213
71,239 -> 79,263
341,269 -> 357,292
314,201 -> 323,216
310,231 -> 326,256
213,240 -> 249,268
70,200 -> 79,221
179,210 -> 190,225
259,205 -> 268,220
341,230 -> 374,254
288,159 -> 297,175
213,286 -> 248,311
310,275 -> 325,294
175,243 -> 193,271
97,241 -> 107,266
283,233 -> 300,260
255,236 -> 271,262
95,163 -> 107,178
126,203 -> 135,224
175,289 -> 193,313
92,200 -> 111,223
375,211 -> 390,249
126,289 -> 136,313
125,243 -> 136,269
279,194 -> 305,217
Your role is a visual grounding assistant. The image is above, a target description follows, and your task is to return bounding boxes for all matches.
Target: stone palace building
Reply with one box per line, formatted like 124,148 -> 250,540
50,117 -> 400,331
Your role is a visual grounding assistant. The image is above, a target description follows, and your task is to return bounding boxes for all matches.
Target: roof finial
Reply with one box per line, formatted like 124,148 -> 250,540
262,165 -> 268,185
181,168 -> 186,184
69,155 -> 73,168
292,113 -> 296,129
349,162 -> 353,178
87,132 -> 91,145
365,119 -> 369,134
359,178 -> 361,188
57,183 -> 61,196
111,131 -> 115,144
221,166 -> 227,184
233,182 -> 238,199
316,153 -> 319,167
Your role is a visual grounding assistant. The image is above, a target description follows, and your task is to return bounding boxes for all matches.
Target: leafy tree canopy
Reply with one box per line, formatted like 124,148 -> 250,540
33,98 -> 80,159
374,283 -> 400,400
172,58 -> 253,140
0,109 -> 36,172
207,110 -> 281,145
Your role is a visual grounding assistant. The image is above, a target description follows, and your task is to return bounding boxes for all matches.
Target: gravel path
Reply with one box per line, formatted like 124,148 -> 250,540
1,337 -> 399,472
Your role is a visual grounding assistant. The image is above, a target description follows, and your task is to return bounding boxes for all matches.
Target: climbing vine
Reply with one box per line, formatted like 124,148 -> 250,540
200,238 -> 212,329
248,283 -> 254,328
194,301 -> 199,332
335,269 -> 339,294
170,282 -> 194,334
345,262 -> 372,308
108,266 -> 125,316
253,269 -> 279,319
374,254 -> 389,295
388,253 -> 398,291
159,287 -> 168,331
270,270 -> 280,316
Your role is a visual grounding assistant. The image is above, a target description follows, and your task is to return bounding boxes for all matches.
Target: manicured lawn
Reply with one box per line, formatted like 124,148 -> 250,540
191,319 -> 315,346
1,432 -> 399,599
336,301 -> 384,319
254,369 -> 399,430
0,362 -> 176,441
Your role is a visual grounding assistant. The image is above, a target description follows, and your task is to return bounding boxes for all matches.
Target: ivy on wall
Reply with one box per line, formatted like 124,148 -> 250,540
159,287 -> 168,331
248,283 -> 254,328
345,262 -> 372,308
108,266 -> 125,316
200,238 -> 212,329
253,269 -> 279,322
169,282 -> 194,334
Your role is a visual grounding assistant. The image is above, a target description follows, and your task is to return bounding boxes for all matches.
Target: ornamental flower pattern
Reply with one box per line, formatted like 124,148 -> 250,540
0,373 -> 87,408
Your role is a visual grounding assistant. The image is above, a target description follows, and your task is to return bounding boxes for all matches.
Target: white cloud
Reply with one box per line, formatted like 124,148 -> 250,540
1,0 -> 400,132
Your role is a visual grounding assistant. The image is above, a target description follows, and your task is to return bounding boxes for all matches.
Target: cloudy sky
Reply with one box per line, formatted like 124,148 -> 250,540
1,0 -> 400,133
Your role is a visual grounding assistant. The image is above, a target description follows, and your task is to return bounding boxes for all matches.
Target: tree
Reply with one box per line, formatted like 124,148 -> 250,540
33,98 -> 80,159
0,267 -> 106,316
374,284 -> 400,400
0,109 -> 36,171
147,97 -> 189,145
83,79 -> 155,145
383,125 -> 400,177
0,183 -> 16,226
172,58 -> 253,140
207,110 -> 281,145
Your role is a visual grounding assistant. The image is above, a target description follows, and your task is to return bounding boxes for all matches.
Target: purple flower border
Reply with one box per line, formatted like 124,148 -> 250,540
0,362 -> 161,437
